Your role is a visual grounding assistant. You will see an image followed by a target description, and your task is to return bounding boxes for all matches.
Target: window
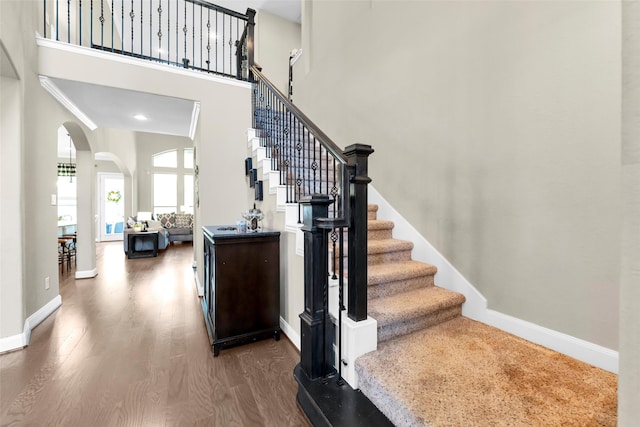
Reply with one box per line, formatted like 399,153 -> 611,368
151,148 -> 194,214
57,176 -> 76,224
183,175 -> 194,214
184,148 -> 193,169
153,173 -> 177,213
153,150 -> 177,168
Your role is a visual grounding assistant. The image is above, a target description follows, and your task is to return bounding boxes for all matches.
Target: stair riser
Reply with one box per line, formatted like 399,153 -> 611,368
377,305 -> 462,342
334,248 -> 413,269
368,228 -> 393,240
368,276 -> 434,300
367,249 -> 413,265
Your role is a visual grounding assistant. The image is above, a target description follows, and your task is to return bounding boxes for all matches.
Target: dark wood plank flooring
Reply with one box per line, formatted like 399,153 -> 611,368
0,242 -> 310,427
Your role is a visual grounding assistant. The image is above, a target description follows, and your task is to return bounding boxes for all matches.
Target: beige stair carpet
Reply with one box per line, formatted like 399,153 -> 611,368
356,317 -> 616,426
356,204 -> 616,426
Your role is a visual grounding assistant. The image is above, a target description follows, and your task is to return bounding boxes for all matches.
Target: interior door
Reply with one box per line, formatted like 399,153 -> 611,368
98,173 -> 125,242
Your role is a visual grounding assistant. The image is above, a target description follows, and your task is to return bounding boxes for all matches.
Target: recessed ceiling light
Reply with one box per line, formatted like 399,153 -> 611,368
133,114 -> 148,121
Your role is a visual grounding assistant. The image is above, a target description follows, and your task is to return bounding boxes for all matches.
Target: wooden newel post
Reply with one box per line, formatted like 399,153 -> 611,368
299,194 -> 335,380
343,144 -> 374,322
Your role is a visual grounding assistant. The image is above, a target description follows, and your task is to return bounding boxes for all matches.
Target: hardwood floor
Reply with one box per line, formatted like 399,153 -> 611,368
1,242 -> 310,427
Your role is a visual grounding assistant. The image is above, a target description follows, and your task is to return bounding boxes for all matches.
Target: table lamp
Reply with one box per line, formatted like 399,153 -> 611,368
137,211 -> 152,231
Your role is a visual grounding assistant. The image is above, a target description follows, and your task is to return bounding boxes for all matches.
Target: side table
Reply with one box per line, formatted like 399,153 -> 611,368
127,231 -> 159,259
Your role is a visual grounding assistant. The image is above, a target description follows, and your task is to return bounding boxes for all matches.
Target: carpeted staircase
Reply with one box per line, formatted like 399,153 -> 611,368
354,205 -> 617,426
364,204 -> 466,344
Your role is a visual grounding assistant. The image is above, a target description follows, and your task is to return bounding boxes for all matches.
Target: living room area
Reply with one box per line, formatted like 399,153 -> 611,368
57,127 -> 197,263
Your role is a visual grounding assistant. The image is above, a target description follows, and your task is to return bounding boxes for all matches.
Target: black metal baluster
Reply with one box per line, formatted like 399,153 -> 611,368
67,0 -> 70,43
129,0 -> 134,55
90,0 -> 94,47
121,0 -> 124,52
337,225 -> 345,384
312,135 -> 317,194
191,2 -> 194,68
228,14 -> 232,75
110,0 -> 113,52
221,12 -> 225,74
182,0 -> 187,67
285,108 -> 292,203
79,0 -> 82,45
199,5 -> 202,70
213,10 -> 217,72
167,0 -> 170,63
206,10 -> 210,71
100,0 -> 104,47
55,0 -> 59,40
332,158 -> 339,220
140,0 -> 143,55
175,0 -> 178,65
44,0 -> 47,38
149,0 -> 152,59
157,0 -> 162,61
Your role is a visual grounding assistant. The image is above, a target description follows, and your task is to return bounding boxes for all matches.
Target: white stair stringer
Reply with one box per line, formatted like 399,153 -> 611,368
247,128 -> 378,389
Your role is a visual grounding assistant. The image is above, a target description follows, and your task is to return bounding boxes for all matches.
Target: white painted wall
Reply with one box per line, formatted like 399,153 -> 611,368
0,73 -> 25,341
295,0 -> 621,351
255,10 -> 301,95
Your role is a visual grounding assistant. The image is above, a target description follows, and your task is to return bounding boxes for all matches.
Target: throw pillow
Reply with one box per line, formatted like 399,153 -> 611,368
175,213 -> 193,229
126,216 -> 137,228
157,212 -> 176,228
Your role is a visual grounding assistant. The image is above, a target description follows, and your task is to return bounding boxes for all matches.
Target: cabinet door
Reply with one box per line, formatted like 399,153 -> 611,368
214,238 -> 279,339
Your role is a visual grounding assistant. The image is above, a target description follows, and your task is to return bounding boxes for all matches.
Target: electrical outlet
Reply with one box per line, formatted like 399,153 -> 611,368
44,276 -> 50,290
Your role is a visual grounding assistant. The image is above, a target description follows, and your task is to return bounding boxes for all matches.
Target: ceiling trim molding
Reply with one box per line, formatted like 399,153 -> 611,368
39,76 -> 98,130
189,102 -> 201,141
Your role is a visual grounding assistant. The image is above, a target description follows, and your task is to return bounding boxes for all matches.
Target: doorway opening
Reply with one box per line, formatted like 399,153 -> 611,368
98,172 -> 125,241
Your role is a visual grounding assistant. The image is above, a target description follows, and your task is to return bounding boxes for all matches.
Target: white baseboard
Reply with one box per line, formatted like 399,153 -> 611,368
483,309 -> 618,373
0,332 -> 26,353
75,268 -> 97,279
194,271 -> 203,297
0,295 -> 62,353
280,316 -> 300,350
368,185 -> 619,374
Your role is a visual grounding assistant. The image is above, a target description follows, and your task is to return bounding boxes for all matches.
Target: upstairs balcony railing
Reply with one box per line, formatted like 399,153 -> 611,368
42,0 -> 254,80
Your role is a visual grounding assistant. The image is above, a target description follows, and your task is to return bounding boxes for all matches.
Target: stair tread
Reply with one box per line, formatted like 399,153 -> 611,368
369,286 -> 465,326
368,260 -> 436,286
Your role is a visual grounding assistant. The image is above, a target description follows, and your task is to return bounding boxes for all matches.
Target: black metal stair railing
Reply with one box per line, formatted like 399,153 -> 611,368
42,0 -> 254,80
250,65 -> 374,385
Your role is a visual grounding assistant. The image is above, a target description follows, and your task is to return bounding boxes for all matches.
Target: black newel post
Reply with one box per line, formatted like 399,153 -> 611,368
245,8 -> 256,82
298,194 -> 334,380
344,144 -> 374,322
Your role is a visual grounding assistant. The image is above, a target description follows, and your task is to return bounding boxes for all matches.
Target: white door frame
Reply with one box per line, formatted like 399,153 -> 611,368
98,172 -> 125,242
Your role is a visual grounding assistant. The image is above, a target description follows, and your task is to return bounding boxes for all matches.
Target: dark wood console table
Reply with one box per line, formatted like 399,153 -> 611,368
202,226 -> 281,356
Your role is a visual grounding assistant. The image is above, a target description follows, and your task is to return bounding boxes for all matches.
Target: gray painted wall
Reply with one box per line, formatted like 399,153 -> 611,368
620,1 -> 640,423
294,0 -> 621,350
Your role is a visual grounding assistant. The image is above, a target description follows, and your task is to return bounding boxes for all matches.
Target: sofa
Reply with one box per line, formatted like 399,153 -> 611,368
155,212 -> 194,243
123,212 -> 193,254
